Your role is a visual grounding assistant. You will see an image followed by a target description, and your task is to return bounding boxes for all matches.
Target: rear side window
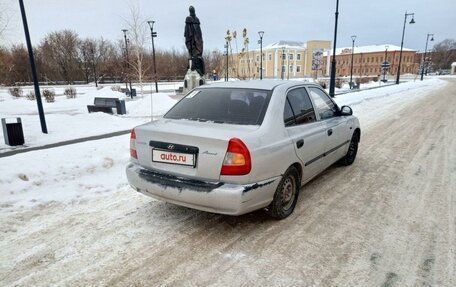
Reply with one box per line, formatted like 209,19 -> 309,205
164,88 -> 271,125
308,88 -> 337,120
284,88 -> 316,126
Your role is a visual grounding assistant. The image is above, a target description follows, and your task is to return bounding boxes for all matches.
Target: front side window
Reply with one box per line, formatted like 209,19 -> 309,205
283,88 -> 316,126
308,88 -> 337,120
165,88 -> 271,125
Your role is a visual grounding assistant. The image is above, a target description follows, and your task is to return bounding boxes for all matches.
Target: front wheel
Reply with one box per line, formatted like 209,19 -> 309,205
340,132 -> 359,166
266,167 -> 300,219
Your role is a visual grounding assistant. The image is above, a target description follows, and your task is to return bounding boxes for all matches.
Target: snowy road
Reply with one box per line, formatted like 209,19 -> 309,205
1,79 -> 455,286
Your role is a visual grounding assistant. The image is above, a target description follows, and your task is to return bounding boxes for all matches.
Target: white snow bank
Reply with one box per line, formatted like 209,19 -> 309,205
0,135 -> 131,208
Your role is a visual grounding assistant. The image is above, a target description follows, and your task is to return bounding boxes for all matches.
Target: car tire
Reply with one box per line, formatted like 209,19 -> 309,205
266,166 -> 300,219
340,131 -> 359,166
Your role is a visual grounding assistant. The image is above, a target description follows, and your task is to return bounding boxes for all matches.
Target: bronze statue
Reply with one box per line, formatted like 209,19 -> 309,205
184,6 -> 205,76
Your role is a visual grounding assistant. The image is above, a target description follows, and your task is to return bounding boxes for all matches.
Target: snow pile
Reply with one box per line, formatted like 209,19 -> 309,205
0,135 -> 131,208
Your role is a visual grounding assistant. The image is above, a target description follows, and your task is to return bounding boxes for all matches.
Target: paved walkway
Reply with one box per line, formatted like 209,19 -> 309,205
0,130 -> 130,158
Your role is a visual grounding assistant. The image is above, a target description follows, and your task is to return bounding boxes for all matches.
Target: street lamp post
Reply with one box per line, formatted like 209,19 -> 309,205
122,29 -> 133,97
258,31 -> 264,80
224,41 -> 229,81
382,45 -> 389,82
349,35 -> 356,89
396,11 -> 415,85
420,33 -> 434,81
281,47 -> 285,80
329,0 -> 340,97
147,21 -> 158,93
18,0 -> 47,134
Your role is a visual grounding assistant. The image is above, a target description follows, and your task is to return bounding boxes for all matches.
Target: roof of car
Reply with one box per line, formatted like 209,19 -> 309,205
199,80 -> 318,91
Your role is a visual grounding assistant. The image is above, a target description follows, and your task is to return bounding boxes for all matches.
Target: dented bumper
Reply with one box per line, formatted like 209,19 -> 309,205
126,162 -> 281,215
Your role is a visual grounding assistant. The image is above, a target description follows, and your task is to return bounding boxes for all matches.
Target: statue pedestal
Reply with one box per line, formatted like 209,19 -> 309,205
182,59 -> 205,94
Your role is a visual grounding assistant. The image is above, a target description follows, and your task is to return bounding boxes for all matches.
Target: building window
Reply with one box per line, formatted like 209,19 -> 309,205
256,55 -> 259,62
296,66 -> 301,73
289,54 -> 294,60
282,66 -> 286,72
297,53 -> 301,60
289,65 -> 293,72
268,54 -> 272,61
282,53 -> 286,59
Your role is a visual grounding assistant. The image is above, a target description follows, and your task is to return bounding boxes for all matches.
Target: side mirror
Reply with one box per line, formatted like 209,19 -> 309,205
340,105 -> 353,116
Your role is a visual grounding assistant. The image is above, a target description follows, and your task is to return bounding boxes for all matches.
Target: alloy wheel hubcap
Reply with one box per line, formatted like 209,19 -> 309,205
281,176 -> 295,210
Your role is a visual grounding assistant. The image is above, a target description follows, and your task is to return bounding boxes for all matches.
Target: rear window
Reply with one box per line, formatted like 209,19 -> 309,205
164,88 -> 272,125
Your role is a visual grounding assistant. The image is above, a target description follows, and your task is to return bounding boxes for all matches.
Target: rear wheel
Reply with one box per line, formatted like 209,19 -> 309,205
340,132 -> 359,166
266,167 -> 300,219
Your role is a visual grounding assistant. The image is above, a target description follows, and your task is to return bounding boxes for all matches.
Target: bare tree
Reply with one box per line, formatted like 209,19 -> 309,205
204,49 -> 223,78
242,28 -> 251,80
78,37 -> 113,86
41,30 -> 81,83
124,2 -> 150,96
431,39 -> 456,71
155,47 -> 187,80
78,39 -> 94,84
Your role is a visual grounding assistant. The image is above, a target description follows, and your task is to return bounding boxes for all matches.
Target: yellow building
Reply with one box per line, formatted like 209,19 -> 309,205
231,40 -> 331,79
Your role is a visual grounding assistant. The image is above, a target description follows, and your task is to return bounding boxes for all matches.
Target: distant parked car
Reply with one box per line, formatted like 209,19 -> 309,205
126,80 -> 361,219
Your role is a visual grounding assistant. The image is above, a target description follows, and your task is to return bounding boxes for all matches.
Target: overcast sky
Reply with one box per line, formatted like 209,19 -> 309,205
2,0 -> 455,52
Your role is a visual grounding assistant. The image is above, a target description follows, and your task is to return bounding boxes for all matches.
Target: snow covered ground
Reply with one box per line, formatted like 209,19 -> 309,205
0,77 -> 454,286
0,85 -> 177,152
0,77 -> 448,210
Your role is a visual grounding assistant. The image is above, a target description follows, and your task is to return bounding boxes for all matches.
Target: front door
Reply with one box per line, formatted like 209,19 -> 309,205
307,87 -> 350,169
284,87 -> 327,184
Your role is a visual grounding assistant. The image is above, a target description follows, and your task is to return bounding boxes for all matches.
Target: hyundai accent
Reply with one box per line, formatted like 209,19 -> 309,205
126,80 -> 360,219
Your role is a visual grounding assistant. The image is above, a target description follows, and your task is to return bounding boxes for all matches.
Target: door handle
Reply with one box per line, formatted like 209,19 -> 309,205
296,139 -> 304,149
327,129 -> 333,136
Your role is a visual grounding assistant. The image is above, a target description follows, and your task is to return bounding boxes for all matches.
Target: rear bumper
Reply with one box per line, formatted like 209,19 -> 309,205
126,162 -> 281,215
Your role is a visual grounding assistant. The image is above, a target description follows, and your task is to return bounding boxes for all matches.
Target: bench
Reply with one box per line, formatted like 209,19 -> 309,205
87,97 -> 126,115
120,88 -> 137,98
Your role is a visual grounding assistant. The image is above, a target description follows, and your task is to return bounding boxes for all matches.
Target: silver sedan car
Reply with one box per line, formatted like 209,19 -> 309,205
126,80 -> 360,219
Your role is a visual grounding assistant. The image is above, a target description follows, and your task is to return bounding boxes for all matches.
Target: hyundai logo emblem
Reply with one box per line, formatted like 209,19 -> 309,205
168,144 -> 175,150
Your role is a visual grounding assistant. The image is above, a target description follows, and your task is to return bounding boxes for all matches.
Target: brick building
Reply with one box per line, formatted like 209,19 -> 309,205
322,44 -> 419,78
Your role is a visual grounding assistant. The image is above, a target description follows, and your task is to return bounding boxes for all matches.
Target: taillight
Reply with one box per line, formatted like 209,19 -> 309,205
220,138 -> 251,175
130,128 -> 138,159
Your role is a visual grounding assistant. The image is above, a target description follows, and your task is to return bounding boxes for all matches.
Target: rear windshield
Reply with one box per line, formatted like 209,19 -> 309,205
164,88 -> 272,125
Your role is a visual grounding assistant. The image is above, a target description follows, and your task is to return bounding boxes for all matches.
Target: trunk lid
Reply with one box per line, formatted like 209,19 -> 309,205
134,119 -> 259,182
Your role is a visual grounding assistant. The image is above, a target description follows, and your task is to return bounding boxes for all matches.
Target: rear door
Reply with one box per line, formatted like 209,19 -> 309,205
307,87 -> 350,168
284,87 -> 327,184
